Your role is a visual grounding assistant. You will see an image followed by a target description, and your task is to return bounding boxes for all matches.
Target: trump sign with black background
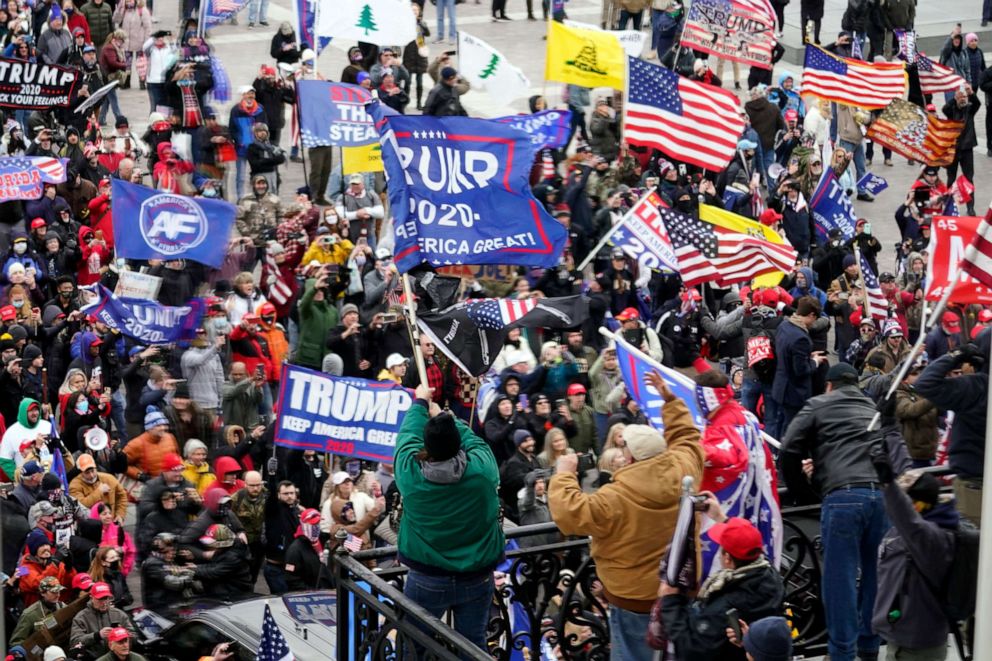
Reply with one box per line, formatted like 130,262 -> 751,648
275,365 -> 413,463
0,58 -> 79,109
371,103 -> 568,273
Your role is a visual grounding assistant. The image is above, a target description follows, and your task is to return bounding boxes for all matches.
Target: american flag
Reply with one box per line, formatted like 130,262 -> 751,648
609,190 -> 680,272
961,203 -> 992,289
658,206 -> 797,287
5,157 -> 67,183
865,98 -> 964,167
680,0 -> 777,69
257,603 -> 293,661
624,57 -> 745,172
465,298 -> 537,330
263,250 -> 292,306
859,253 -> 889,321
917,53 -> 967,95
801,45 -> 907,109
202,0 -> 248,27
342,534 -> 364,553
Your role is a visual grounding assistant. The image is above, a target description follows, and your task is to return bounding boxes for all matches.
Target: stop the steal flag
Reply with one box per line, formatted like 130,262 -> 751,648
111,180 -> 236,268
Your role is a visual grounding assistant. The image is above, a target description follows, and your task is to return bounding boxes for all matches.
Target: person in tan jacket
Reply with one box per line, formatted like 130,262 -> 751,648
68,453 -> 129,523
549,371 -> 704,660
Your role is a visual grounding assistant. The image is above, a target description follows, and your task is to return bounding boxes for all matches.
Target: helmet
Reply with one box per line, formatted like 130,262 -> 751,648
199,524 -> 234,548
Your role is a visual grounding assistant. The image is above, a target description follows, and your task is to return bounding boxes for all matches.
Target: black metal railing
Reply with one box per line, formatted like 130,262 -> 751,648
332,506 -> 826,660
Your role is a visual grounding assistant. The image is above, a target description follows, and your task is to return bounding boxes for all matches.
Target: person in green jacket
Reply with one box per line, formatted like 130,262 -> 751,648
295,272 -> 340,370
394,384 -> 504,653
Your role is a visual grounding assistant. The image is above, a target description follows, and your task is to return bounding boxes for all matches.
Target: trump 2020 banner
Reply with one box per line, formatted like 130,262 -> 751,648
0,157 -> 67,201
809,169 -> 857,242
297,80 -> 378,148
81,285 -> 205,344
926,214 -> 992,305
275,365 -> 412,462
490,109 -> 573,150
371,104 -> 568,273
0,58 -> 80,108
111,179 -> 235,268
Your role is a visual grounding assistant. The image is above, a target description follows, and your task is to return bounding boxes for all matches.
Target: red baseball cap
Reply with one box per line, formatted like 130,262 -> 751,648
90,582 -> 113,599
30,218 -> 46,229
615,307 -> 640,321
758,209 -> 783,226
0,306 -> 16,322
566,383 -> 586,396
979,310 -> 992,323
72,572 -> 94,590
942,312 -> 961,332
162,453 -> 185,472
259,303 -> 277,316
708,517 -> 763,561
107,627 -> 130,642
300,508 -> 321,525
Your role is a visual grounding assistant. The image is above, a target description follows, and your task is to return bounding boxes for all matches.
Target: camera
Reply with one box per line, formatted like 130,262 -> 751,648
577,453 -> 596,472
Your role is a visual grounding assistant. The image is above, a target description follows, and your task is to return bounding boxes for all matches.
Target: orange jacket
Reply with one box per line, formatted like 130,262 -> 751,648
18,556 -> 73,607
122,432 -> 180,479
257,323 -> 289,380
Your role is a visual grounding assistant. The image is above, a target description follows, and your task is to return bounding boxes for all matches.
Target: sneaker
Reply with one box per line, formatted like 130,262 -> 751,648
527,14 -> 536,20
248,22 -> 255,27
499,14 -> 512,20
290,155 -> 303,163
884,158 -> 893,166
432,37 -> 444,43
151,15 -> 159,22
734,82 -> 741,90
987,149 -> 992,157
259,20 -> 269,26
866,159 -> 872,166
857,191 -> 875,202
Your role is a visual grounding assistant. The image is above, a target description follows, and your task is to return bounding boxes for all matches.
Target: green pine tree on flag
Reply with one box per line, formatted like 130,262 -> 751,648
355,3 -> 378,36
478,54 -> 499,79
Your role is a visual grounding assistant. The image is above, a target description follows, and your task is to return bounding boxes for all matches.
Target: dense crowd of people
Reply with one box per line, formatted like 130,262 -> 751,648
0,0 -> 987,658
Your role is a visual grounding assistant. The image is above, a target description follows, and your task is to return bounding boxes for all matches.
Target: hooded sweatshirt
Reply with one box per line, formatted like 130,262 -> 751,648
0,399 -> 53,476
204,455 -> 245,495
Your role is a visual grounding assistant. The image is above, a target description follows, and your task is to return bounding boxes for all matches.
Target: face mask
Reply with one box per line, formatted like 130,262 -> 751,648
302,522 -> 320,541
355,256 -> 366,268
13,242 -> 26,254
108,560 -> 120,571
64,6 -> 72,12
212,318 -> 231,334
202,187 -> 218,198
75,399 -> 89,414
11,299 -> 23,308
60,290 -> 73,298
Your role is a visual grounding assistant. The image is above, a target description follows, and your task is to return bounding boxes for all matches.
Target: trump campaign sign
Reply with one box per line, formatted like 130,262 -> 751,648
371,104 -> 568,272
275,365 -> 413,462
111,180 -> 236,268
0,156 -> 67,200
297,80 -> 379,148
926,215 -> 992,305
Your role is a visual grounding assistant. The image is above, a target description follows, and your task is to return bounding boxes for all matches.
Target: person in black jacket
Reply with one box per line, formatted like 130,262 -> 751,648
270,23 -> 301,65
483,395 -> 528,465
660,501 -> 784,661
192,524 -> 254,600
942,86 -> 981,215
140,532 -> 197,615
422,66 -> 468,117
498,430 -> 541,523
263,478 -> 301,595
246,122 -> 286,194
136,489 -> 191,562
284,450 -> 327,510
284,507 -> 332,591
253,68 -> 295,147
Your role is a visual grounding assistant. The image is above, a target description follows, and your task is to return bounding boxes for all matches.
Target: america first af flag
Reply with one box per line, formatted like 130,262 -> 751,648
458,32 -> 530,102
680,0 -> 777,69
370,104 -> 568,273
316,0 -> 416,46
624,57 -> 745,172
802,45 -> 907,109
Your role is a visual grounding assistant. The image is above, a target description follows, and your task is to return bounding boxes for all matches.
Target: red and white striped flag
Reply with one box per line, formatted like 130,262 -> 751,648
859,253 -> 889,321
802,45 -> 907,109
263,250 -> 293,306
343,534 -> 364,553
961,202 -> 992,289
624,57 -> 745,172
917,53 -> 968,95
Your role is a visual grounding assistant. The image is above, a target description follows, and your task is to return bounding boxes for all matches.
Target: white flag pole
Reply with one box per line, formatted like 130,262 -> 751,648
974,335 -> 992,660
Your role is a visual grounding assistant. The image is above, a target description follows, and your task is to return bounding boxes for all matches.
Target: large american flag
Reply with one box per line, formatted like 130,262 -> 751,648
257,603 -> 293,661
5,157 -> 67,183
263,250 -> 292,306
680,0 -> 777,69
801,45 -> 907,109
917,53 -> 967,95
961,203 -> 992,289
658,206 -> 797,287
203,0 -> 248,27
865,98 -> 964,167
624,56 -> 745,172
465,298 -> 537,330
859,253 -> 889,322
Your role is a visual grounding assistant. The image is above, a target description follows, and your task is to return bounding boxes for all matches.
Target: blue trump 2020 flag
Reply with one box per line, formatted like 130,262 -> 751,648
371,104 -> 568,273
111,180 -> 236,268
81,285 -> 205,345
298,80 -> 379,148
490,109 -> 572,150
809,169 -> 857,242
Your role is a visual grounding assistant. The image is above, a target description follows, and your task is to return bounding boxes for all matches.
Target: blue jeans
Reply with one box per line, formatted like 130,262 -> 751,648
837,139 -> 867,192
435,0 -> 457,40
147,82 -> 165,113
99,88 -> 122,124
235,157 -> 248,198
821,486 -> 888,661
403,570 -> 493,655
111,391 -> 126,440
608,605 -> 653,660
741,377 -> 781,441
263,562 -> 288,595
248,0 -> 268,23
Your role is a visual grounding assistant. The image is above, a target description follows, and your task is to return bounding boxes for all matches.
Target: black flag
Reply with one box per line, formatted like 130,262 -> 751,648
417,295 -> 590,376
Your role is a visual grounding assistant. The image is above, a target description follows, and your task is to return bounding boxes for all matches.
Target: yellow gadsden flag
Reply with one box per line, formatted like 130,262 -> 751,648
545,20 -> 625,90
698,204 -> 795,288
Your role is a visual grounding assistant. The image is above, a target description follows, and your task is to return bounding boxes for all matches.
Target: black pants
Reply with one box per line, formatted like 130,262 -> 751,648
773,3 -> 785,30
248,540 -> 264,585
492,0 -> 506,17
865,140 -> 891,161
986,94 -> 992,151
801,14 -> 821,44
308,146 -> 334,203
413,72 -> 424,108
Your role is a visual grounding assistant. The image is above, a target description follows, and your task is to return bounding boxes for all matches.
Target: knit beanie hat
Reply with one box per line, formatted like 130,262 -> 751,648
144,409 -> 168,431
184,438 -> 208,458
26,529 -> 50,555
424,412 -> 461,461
743,616 -> 793,661
513,429 -> 533,447
623,425 -> 667,461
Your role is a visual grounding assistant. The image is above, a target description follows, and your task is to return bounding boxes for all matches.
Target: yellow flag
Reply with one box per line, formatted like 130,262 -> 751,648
698,204 -> 794,288
342,143 -> 384,175
545,21 -> 626,90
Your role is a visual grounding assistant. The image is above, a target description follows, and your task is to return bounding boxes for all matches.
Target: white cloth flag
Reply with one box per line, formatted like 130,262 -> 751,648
317,0 -> 416,47
457,32 -> 530,102
563,19 -> 646,58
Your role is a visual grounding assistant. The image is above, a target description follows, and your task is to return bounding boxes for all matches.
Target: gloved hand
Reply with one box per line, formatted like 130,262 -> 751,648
870,446 -> 894,485
136,472 -> 150,483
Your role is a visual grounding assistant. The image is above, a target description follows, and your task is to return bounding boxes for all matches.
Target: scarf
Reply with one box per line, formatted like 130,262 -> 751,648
178,79 -> 202,128
295,525 -> 324,555
697,557 -> 771,600
240,99 -> 259,114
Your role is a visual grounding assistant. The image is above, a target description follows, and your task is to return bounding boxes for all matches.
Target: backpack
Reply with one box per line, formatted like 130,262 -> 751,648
941,521 -> 979,623
746,330 -> 777,383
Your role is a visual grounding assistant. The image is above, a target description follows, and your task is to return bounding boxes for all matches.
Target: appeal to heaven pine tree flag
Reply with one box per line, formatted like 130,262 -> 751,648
545,20 -> 626,90
457,32 -> 530,102
316,0 -> 416,47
